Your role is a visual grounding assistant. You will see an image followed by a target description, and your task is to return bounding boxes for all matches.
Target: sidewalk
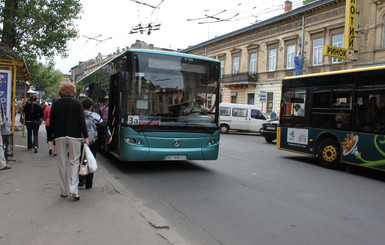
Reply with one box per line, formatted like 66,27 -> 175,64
0,124 -> 187,245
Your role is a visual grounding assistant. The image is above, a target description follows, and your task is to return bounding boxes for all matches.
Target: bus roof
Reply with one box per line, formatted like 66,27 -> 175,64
128,49 -> 220,63
76,49 -> 219,84
283,64 -> 385,80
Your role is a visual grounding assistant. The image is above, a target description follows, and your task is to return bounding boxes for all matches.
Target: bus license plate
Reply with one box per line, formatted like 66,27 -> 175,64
166,155 -> 187,161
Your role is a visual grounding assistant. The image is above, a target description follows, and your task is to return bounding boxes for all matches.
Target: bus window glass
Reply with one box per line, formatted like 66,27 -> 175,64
282,89 -> 306,116
332,88 -> 352,109
355,88 -> 385,133
281,89 -> 306,126
220,107 -> 231,116
312,88 -> 330,109
232,108 -> 247,117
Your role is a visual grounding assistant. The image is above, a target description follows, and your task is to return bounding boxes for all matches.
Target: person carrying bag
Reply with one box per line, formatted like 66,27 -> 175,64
79,97 -> 111,189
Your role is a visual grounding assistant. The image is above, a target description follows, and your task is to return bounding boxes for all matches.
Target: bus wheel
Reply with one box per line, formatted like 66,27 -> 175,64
317,139 -> 343,169
220,125 -> 229,134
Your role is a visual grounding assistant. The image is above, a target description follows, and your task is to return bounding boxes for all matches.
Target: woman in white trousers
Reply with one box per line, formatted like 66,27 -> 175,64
50,83 -> 89,201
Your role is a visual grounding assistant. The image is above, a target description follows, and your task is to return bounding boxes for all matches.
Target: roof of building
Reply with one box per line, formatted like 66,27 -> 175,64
182,0 -> 337,53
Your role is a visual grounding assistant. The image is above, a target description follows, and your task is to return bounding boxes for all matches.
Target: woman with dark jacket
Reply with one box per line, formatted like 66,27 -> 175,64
23,96 -> 43,153
50,83 -> 89,201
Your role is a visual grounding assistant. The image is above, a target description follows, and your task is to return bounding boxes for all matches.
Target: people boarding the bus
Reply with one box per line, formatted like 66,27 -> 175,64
79,97 -> 112,190
294,104 -> 304,116
50,83 -> 89,201
184,96 -> 215,115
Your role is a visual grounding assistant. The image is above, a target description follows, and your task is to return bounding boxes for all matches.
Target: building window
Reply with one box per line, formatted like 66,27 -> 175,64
286,44 -> 295,69
232,56 -> 240,75
220,60 -> 225,78
313,38 -> 323,66
332,34 -> 344,64
231,92 -> 237,103
247,93 -> 255,105
249,52 -> 257,74
268,49 -> 277,72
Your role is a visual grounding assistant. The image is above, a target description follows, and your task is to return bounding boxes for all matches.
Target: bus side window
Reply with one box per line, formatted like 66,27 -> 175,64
355,93 -> 385,134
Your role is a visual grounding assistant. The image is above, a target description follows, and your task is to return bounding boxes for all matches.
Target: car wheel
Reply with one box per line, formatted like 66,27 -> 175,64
317,138 -> 344,169
220,125 -> 229,134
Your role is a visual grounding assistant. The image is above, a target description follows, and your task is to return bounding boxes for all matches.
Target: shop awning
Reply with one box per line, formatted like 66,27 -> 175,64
0,43 -> 30,81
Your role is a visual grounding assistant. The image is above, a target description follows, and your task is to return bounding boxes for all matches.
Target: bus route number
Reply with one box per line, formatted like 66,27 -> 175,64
127,115 -> 140,125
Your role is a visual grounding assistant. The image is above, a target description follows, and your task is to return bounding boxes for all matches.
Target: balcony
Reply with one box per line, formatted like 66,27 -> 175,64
221,73 -> 258,86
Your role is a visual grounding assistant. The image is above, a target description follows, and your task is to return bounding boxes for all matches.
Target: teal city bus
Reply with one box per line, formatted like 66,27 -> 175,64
278,65 -> 385,171
77,49 -> 220,161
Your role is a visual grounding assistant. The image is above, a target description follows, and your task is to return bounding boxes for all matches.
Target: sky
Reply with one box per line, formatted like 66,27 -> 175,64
54,0 -> 303,74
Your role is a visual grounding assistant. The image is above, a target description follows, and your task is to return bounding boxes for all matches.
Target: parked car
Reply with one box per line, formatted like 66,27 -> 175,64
260,117 -> 279,143
219,103 -> 268,133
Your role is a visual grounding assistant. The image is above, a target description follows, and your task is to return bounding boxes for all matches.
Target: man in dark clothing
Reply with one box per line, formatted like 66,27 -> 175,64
23,96 -> 43,152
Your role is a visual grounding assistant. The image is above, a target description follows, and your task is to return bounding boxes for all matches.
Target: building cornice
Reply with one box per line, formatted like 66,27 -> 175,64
182,0 -> 340,53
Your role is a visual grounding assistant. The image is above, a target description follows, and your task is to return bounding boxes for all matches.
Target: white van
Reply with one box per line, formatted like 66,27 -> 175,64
219,103 -> 268,133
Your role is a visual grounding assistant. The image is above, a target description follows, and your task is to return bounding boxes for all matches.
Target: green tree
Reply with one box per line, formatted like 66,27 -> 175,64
28,60 -> 62,100
303,0 -> 318,4
0,0 -> 82,60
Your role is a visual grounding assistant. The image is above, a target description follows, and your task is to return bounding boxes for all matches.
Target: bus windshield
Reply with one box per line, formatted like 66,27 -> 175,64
124,52 -> 219,131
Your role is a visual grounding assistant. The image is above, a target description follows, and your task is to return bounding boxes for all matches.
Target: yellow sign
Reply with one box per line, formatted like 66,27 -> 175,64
344,0 -> 357,50
323,0 -> 356,60
323,46 -> 354,60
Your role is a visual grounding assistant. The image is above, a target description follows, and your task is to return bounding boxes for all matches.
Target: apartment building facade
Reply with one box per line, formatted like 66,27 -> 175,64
183,0 -> 385,116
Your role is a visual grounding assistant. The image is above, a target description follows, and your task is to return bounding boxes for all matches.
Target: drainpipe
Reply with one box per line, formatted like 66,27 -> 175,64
301,14 -> 305,55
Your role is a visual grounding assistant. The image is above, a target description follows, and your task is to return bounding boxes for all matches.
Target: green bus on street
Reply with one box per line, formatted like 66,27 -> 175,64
77,49 -> 221,162
278,65 -> 385,171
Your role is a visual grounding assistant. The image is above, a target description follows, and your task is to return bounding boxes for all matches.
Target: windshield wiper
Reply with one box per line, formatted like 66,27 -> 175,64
138,120 -> 155,132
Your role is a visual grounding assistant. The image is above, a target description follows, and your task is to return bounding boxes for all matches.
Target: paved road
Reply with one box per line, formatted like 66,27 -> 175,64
100,133 -> 385,245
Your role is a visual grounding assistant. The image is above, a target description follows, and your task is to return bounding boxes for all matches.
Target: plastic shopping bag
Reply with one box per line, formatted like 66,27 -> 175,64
79,144 -> 89,176
85,144 -> 98,173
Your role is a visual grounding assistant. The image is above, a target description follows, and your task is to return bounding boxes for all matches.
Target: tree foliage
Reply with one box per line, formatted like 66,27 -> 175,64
0,0 -> 83,60
27,60 -> 62,99
303,0 -> 318,4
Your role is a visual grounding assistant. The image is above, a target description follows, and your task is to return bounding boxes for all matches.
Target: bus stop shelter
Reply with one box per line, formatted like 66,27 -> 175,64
0,43 -> 31,158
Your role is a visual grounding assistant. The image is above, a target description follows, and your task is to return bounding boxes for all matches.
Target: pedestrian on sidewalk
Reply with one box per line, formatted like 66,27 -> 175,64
23,96 -> 43,153
79,97 -> 112,189
43,98 -> 57,156
50,83 -> 89,201
0,84 -> 11,171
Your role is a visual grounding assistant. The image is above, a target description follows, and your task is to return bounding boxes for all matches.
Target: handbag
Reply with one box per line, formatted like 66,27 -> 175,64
79,144 -> 89,176
1,118 -> 12,136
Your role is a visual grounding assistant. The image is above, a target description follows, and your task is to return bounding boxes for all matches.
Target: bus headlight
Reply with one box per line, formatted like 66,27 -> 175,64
126,138 -> 143,145
208,139 -> 218,146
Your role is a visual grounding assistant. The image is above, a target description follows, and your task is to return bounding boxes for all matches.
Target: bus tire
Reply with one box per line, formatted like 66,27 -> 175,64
317,138 -> 344,169
220,124 -> 229,134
